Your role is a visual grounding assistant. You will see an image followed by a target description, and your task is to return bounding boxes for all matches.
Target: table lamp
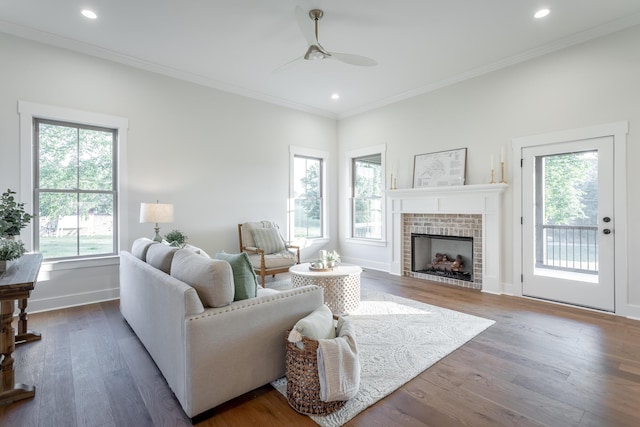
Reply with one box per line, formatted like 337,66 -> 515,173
139,201 -> 174,242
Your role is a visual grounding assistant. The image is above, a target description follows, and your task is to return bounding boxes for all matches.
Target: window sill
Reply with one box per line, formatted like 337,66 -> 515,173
345,238 -> 387,247
41,255 -> 120,272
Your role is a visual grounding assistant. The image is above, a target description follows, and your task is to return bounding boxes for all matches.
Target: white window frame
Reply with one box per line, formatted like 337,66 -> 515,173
19,101 -> 129,269
289,146 -> 329,243
346,144 -> 386,246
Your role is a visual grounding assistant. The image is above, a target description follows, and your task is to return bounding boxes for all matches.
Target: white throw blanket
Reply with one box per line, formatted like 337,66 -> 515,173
316,317 -> 360,402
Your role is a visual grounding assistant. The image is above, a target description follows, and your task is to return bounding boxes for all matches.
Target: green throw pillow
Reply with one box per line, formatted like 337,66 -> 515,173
214,251 -> 258,301
251,227 -> 286,254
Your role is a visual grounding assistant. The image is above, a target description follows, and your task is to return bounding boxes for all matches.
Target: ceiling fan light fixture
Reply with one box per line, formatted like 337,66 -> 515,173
304,45 -> 328,60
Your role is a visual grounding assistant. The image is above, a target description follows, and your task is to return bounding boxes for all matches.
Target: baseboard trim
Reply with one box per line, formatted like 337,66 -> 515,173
340,256 -> 390,273
26,288 -> 120,314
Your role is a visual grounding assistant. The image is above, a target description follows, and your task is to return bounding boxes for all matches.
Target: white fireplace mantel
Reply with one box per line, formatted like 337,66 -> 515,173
387,184 -> 507,294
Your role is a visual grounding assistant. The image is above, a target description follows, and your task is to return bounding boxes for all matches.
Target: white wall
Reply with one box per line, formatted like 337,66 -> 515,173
0,33 -> 338,312
338,25 -> 640,316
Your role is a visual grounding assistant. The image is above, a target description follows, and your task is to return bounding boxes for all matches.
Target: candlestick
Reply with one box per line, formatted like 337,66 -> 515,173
490,168 -> 495,184
393,177 -> 397,189
500,161 -> 507,183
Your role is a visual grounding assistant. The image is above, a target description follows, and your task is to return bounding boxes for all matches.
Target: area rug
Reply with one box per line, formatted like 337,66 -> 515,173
271,290 -> 495,427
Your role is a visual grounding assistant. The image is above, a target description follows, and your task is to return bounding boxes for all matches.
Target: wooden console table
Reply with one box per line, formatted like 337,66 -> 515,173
0,253 -> 43,405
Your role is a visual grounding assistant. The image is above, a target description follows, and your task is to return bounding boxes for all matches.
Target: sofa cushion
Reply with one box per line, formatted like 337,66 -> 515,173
251,227 -> 286,254
183,243 -> 211,258
131,237 -> 158,261
146,243 -> 179,274
214,251 -> 258,301
170,249 -> 234,308
288,304 -> 336,342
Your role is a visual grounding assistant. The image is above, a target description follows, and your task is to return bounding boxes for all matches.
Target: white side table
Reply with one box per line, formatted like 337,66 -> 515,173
289,263 -> 362,314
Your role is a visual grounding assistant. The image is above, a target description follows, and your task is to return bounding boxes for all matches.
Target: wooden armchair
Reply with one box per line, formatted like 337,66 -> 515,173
238,221 -> 300,286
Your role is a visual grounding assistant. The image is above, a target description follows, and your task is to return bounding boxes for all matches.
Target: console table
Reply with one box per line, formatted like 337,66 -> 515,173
0,253 -> 43,405
290,263 -> 362,315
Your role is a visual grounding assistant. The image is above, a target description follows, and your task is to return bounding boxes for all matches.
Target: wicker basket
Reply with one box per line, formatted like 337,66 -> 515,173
285,332 -> 346,415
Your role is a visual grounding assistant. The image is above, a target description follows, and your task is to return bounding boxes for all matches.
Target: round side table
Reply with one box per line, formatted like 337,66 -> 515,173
289,263 -> 362,315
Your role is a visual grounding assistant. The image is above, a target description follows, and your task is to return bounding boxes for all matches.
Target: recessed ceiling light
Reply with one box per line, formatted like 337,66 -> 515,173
331,93 -> 340,100
81,9 -> 98,20
534,8 -> 550,19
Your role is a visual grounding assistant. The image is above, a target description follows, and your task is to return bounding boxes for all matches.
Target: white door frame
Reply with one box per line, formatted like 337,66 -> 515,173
512,121 -> 630,316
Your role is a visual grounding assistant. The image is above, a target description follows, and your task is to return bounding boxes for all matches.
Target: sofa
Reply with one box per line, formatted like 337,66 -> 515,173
119,238 -> 324,419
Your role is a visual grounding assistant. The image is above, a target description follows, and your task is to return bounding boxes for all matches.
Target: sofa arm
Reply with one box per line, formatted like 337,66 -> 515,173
182,285 -> 324,417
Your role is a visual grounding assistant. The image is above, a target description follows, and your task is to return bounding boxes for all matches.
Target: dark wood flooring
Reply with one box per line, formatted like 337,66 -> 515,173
1,270 -> 639,426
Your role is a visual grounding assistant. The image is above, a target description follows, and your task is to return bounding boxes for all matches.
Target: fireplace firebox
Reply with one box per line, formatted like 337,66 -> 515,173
411,233 -> 473,282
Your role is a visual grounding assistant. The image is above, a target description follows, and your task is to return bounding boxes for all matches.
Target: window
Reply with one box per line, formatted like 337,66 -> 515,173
290,146 -> 328,241
352,153 -> 383,239
34,119 -> 118,260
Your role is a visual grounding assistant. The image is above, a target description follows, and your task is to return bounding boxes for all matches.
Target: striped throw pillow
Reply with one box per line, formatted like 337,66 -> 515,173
251,227 -> 286,254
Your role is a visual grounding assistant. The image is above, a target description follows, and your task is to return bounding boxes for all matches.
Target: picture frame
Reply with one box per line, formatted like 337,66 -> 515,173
413,148 -> 467,188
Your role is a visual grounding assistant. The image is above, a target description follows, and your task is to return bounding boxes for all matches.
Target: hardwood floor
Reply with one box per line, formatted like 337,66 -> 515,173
1,270 -> 639,426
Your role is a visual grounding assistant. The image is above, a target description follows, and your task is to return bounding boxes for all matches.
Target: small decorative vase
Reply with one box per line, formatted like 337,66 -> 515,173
327,260 -> 336,268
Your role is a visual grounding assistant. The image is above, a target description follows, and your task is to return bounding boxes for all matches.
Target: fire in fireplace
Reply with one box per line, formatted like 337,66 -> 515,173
411,234 -> 473,282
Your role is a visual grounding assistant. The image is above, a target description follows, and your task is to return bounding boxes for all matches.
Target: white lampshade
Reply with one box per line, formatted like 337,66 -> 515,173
140,202 -> 174,224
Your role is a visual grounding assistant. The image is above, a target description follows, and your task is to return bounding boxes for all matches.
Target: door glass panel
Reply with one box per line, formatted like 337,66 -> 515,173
535,151 -> 599,275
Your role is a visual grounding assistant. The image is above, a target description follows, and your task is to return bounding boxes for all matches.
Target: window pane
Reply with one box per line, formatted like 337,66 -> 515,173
79,128 -> 114,190
352,153 -> 382,239
38,123 -> 78,190
293,155 -> 323,239
79,193 -> 114,255
294,198 -> 322,239
38,192 -> 78,258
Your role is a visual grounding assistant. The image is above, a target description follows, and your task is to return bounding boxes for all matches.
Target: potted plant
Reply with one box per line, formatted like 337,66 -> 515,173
164,229 -> 188,248
0,189 -> 33,238
0,238 -> 26,273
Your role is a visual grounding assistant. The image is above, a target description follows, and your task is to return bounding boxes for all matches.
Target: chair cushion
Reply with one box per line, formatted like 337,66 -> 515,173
146,243 -> 179,274
170,249 -> 234,308
131,237 -> 158,261
251,227 -> 286,254
241,220 -> 278,249
247,250 -> 297,269
214,251 -> 258,301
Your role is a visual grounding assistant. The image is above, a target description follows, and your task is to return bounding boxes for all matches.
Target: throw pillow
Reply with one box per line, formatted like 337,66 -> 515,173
146,243 -> 179,274
214,251 -> 258,301
251,227 -> 286,254
171,249 -> 234,307
131,237 -> 158,261
287,304 -> 336,343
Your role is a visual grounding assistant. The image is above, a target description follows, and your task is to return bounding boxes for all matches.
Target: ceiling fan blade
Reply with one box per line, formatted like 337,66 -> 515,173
294,6 -> 317,46
273,56 -> 304,73
330,52 -> 378,67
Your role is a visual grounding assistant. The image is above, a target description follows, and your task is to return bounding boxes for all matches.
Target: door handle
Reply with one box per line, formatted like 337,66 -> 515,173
603,229 -> 611,235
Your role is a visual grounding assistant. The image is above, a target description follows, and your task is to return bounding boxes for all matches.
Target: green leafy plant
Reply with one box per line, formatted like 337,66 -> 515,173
0,189 -> 33,237
165,229 -> 188,248
0,238 -> 26,261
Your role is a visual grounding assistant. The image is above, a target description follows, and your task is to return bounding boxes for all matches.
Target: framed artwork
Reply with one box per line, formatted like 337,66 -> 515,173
413,148 -> 467,188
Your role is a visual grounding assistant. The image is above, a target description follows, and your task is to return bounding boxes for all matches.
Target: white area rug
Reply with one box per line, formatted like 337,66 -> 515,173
271,290 -> 496,427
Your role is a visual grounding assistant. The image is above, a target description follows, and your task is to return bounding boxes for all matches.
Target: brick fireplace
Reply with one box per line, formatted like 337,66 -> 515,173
387,184 -> 507,294
405,214 -> 482,289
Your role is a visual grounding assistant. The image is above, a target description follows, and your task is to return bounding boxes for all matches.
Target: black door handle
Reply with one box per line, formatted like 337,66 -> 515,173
603,229 -> 611,235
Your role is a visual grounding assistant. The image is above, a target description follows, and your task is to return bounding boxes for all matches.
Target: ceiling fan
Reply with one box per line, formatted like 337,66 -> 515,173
279,7 -> 378,69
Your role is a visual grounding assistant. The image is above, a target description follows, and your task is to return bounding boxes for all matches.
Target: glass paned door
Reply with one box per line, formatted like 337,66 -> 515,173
522,137 -> 614,311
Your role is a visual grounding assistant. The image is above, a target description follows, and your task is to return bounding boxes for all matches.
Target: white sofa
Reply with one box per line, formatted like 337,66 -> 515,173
119,240 -> 324,419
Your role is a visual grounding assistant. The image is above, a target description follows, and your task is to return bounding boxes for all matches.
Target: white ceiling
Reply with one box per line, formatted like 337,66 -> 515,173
2,0 -> 640,118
